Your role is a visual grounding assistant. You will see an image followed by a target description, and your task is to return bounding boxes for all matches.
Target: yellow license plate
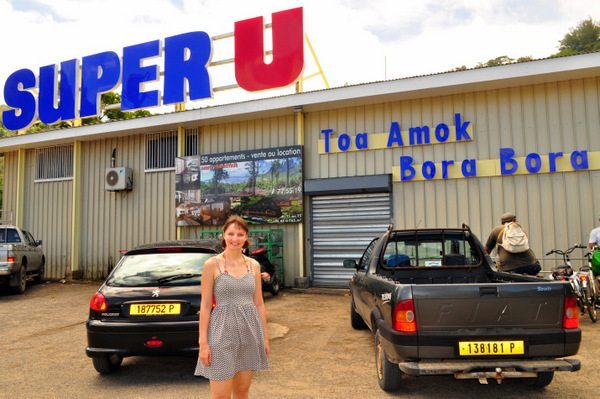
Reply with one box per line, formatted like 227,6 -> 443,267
130,303 -> 181,316
458,340 -> 524,356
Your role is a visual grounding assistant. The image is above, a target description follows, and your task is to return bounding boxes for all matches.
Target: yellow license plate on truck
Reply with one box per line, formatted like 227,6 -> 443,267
459,340 -> 524,356
130,303 -> 181,316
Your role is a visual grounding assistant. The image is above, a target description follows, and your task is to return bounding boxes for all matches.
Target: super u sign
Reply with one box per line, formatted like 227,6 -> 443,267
2,7 -> 304,131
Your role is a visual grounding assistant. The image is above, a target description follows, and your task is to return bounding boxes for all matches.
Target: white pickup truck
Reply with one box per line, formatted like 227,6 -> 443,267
0,225 -> 45,294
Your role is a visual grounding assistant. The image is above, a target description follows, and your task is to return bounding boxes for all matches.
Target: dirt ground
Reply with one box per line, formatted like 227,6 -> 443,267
0,281 -> 599,399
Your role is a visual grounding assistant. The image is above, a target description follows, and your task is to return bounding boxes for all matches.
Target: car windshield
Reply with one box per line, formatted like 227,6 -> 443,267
106,252 -> 213,287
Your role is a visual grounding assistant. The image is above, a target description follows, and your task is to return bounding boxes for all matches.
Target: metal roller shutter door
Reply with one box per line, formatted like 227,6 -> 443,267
311,193 -> 391,287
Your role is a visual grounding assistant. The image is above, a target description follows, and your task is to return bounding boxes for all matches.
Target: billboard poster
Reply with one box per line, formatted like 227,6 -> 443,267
200,145 -> 303,226
175,156 -> 202,226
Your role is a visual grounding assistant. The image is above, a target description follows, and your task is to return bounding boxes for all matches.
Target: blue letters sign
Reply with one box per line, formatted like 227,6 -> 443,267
1,8 -> 305,131
2,32 -> 213,131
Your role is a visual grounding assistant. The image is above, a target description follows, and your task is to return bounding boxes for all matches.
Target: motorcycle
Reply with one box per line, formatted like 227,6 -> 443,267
547,244 -> 598,323
245,247 -> 280,296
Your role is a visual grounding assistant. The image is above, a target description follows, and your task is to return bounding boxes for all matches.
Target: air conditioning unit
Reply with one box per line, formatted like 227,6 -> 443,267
105,167 -> 133,191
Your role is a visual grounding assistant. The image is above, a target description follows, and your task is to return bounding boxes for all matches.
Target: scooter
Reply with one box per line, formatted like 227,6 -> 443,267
245,247 -> 280,296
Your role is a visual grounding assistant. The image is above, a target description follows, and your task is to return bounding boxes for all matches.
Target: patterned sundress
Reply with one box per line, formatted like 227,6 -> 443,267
194,255 -> 268,380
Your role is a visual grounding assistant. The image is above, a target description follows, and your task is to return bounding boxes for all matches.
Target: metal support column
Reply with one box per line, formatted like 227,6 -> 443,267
176,126 -> 185,240
70,141 -> 82,277
15,148 -> 25,227
295,107 -> 306,283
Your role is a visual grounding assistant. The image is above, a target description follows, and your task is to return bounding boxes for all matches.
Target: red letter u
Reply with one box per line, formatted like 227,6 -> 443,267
234,7 -> 304,91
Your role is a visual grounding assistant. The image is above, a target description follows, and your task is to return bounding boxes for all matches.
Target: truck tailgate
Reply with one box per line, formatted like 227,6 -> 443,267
0,246 -> 9,263
412,282 -> 565,331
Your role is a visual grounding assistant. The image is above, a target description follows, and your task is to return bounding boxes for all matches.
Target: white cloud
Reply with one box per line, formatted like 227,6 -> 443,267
0,0 -> 598,107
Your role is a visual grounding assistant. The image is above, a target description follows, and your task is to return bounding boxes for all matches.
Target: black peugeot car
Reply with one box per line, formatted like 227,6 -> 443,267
85,240 -> 221,374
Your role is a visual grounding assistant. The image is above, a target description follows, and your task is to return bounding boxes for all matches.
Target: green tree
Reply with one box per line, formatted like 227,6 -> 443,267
0,106 -> 11,137
516,56 -> 534,62
270,160 -> 282,189
211,168 -> 229,193
453,18 -> 599,71
556,18 -> 600,56
0,154 -> 3,209
477,56 -> 515,68
0,92 -> 152,132
1,92 -> 153,135
27,120 -> 72,133
246,161 -> 258,195
82,92 -> 152,125
0,123 -> 9,137
0,109 -> 6,209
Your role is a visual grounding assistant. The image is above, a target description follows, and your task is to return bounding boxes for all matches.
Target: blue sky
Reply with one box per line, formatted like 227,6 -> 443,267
0,0 -> 598,109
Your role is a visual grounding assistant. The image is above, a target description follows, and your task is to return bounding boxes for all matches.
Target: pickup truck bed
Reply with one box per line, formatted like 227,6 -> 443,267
345,225 -> 581,391
0,225 -> 45,294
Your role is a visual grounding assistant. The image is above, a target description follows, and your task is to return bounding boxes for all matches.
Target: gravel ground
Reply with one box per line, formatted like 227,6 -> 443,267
0,281 -> 598,399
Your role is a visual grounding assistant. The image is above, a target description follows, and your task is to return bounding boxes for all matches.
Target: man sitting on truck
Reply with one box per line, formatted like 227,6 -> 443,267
588,215 -> 600,250
484,212 -> 541,275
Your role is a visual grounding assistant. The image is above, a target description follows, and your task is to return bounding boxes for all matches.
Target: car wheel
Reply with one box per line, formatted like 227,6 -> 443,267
34,258 -> 45,284
10,265 -> 27,295
350,300 -> 367,330
525,371 -> 554,388
375,330 -> 401,391
270,276 -> 280,296
92,355 -> 123,374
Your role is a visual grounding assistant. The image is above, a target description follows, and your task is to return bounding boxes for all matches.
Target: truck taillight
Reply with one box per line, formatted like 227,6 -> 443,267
7,254 -> 15,263
393,299 -> 417,333
563,295 -> 579,329
90,292 -> 108,312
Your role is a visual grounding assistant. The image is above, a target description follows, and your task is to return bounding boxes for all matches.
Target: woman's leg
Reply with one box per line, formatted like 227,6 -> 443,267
210,378 -> 233,399
232,370 -> 253,399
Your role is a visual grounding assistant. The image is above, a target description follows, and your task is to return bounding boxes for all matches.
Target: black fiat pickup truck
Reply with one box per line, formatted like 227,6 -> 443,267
344,225 -> 581,391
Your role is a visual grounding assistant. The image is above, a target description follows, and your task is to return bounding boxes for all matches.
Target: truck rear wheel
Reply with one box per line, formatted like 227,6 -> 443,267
10,265 -> 27,295
375,331 -> 401,391
526,371 -> 554,388
34,258 -> 45,284
350,300 -> 367,330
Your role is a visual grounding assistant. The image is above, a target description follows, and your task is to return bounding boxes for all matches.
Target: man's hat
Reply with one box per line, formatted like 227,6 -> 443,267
501,212 -> 516,223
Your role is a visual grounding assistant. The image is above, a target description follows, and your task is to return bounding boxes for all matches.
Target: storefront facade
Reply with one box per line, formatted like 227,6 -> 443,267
1,52 -> 599,287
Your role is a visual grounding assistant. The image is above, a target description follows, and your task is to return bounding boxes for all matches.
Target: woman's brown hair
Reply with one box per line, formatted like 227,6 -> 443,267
221,215 -> 250,249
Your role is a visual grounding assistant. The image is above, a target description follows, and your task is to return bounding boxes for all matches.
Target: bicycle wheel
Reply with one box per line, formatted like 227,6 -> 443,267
589,284 -> 599,322
579,290 -> 588,316
589,296 -> 598,322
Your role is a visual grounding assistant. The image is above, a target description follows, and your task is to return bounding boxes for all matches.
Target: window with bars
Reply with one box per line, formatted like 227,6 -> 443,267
185,127 -> 199,156
145,130 -> 177,171
145,128 -> 199,171
35,145 -> 74,181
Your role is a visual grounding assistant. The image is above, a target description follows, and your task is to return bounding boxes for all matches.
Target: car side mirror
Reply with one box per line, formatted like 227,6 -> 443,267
343,259 -> 358,269
35,239 -> 42,246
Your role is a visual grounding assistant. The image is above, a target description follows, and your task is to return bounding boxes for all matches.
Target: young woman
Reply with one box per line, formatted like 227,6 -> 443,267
195,215 -> 269,399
